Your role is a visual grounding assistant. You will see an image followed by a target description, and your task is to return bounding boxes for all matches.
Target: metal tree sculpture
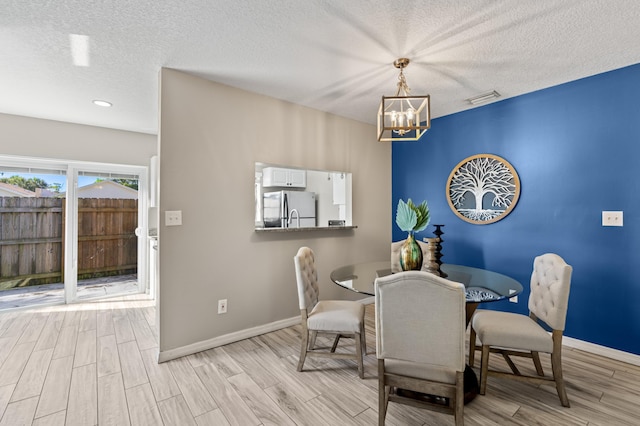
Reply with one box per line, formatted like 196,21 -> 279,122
447,154 -> 520,224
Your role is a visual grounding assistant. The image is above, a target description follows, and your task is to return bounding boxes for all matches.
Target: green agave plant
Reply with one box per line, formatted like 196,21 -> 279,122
395,198 -> 430,234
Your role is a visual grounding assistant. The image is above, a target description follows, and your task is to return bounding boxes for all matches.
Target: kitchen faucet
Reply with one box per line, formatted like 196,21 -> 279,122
288,209 -> 300,228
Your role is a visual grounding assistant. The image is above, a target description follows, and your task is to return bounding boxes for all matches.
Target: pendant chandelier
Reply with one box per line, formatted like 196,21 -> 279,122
377,58 -> 430,142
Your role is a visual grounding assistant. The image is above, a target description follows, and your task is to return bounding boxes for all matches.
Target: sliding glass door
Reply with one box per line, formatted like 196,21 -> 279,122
0,162 -> 67,309
68,165 -> 148,302
0,156 -> 149,309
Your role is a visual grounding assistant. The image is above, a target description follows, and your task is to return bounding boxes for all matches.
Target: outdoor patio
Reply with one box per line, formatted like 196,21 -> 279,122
0,274 -> 140,310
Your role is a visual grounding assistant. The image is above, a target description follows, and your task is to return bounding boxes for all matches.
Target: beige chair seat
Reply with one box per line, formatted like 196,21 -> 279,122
308,301 -> 364,333
472,310 -> 553,353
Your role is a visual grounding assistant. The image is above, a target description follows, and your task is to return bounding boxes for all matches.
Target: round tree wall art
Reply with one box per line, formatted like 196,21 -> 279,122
446,153 -> 520,224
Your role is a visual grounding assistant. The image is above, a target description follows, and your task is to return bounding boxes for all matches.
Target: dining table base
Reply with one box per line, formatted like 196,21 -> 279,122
463,365 -> 480,404
394,365 -> 479,405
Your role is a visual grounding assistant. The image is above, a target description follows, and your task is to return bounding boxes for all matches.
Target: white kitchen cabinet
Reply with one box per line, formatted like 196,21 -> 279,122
262,167 -> 306,188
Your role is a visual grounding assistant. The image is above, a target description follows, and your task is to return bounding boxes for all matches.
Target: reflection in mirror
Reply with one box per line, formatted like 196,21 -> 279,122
255,163 -> 352,229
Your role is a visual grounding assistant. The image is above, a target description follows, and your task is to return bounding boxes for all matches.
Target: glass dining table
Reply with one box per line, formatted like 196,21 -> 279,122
330,261 -> 523,326
330,260 -> 524,403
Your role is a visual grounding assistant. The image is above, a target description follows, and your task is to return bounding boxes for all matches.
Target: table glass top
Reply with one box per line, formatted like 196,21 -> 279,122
330,261 -> 523,303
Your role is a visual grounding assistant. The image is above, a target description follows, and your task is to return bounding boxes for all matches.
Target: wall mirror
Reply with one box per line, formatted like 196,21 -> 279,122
254,162 -> 353,230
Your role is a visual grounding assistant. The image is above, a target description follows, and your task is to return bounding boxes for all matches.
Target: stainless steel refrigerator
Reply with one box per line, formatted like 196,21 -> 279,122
263,190 -> 316,228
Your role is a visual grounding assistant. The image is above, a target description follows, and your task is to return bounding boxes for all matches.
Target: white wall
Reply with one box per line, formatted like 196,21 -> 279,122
158,68 -> 391,358
0,112 -> 156,165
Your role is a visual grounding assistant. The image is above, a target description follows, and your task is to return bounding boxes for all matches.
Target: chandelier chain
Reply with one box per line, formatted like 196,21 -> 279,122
396,68 -> 411,96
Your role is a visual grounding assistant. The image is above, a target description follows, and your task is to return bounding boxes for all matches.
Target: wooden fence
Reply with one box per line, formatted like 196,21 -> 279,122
0,197 -> 138,289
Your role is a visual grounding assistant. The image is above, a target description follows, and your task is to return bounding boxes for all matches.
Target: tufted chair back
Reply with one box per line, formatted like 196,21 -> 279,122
294,246 -> 320,311
528,253 -> 573,331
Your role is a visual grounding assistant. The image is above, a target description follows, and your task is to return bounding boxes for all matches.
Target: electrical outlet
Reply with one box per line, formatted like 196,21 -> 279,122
509,289 -> 518,303
602,211 -> 623,227
217,299 -> 227,314
165,210 -> 182,226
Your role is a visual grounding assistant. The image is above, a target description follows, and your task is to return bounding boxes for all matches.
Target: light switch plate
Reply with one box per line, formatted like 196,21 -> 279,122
165,210 -> 182,226
602,211 -> 623,227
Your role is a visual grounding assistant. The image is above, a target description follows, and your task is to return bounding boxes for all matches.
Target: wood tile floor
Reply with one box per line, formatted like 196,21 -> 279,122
1,298 -> 639,425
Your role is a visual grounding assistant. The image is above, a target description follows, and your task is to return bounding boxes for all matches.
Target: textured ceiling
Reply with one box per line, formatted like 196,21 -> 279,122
2,0 -> 640,135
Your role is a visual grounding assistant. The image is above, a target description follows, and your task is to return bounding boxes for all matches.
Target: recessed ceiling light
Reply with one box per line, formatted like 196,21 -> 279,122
466,90 -> 501,105
93,100 -> 112,107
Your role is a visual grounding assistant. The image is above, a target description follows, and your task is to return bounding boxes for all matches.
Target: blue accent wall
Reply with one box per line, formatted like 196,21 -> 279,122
392,63 -> 640,355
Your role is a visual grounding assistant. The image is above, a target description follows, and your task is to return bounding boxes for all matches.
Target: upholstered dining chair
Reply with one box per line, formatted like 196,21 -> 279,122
390,240 -> 430,273
375,271 -> 466,426
468,253 -> 573,407
293,246 -> 366,379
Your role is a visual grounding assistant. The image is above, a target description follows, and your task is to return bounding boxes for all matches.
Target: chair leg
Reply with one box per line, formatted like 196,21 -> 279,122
551,331 -> 570,407
360,321 -> 367,356
552,355 -> 570,407
378,359 -> 387,426
454,370 -> 464,426
330,334 -> 341,352
469,326 -> 476,367
309,330 -> 318,350
297,329 -> 308,372
502,353 -> 521,375
532,351 -> 544,376
355,331 -> 364,379
479,345 -> 490,395
354,333 -> 364,379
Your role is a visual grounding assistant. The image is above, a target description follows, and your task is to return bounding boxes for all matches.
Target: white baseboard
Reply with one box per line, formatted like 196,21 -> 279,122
159,299 -> 640,368
157,297 -> 375,363
158,316 -> 300,363
563,336 -> 640,367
